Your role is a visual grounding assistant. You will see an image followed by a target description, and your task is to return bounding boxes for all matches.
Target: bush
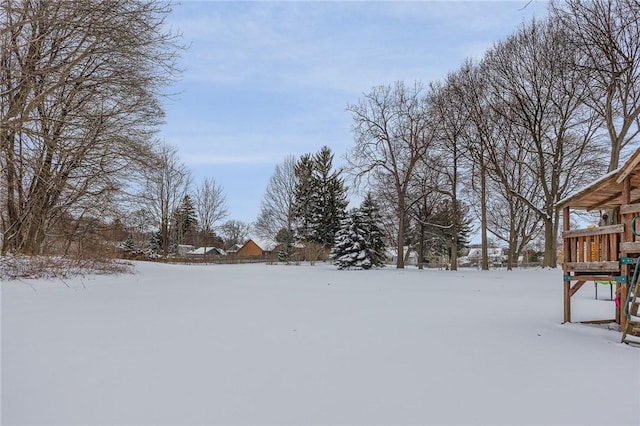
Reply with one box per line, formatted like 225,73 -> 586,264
0,254 -> 134,281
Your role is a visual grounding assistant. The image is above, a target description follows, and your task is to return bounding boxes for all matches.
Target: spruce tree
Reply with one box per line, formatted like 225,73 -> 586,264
359,193 -> 386,267
292,154 -> 315,242
276,228 -> 296,263
332,206 -> 386,270
292,147 -> 347,249
309,146 -> 348,247
332,210 -> 370,269
173,194 -> 198,245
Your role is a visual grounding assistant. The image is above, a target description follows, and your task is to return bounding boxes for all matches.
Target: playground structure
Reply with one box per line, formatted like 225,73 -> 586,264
557,149 -> 640,345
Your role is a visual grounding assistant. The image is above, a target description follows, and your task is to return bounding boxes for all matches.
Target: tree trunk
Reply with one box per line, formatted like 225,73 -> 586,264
507,217 -> 515,271
418,221 -> 424,270
543,215 -> 556,267
480,158 -> 489,271
396,211 -> 405,269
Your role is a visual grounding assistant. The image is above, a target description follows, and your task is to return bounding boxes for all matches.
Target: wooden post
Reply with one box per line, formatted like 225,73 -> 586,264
620,176 -> 632,331
564,278 -> 571,323
563,207 -> 571,323
621,284 -> 629,330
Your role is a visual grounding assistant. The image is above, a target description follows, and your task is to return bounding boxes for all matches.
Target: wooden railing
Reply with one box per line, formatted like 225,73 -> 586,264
562,224 -> 623,272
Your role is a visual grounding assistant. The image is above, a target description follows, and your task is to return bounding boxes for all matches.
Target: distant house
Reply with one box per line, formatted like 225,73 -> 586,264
385,247 -> 418,266
226,243 -> 242,253
467,247 -> 505,267
231,239 -> 265,257
187,246 -> 226,256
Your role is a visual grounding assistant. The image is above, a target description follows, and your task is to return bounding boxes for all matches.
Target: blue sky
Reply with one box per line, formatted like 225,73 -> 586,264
161,0 -> 549,225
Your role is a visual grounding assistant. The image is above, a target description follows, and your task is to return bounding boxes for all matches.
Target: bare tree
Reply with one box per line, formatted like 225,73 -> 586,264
448,60 -> 494,270
482,123 -> 546,269
254,155 -> 297,242
141,144 -> 191,257
194,177 -> 228,245
428,75 -> 473,270
552,0 -> 640,170
220,220 -> 252,249
0,0 -> 181,255
481,17 -> 604,267
453,64 -> 548,271
404,160 -> 449,269
347,81 -> 435,268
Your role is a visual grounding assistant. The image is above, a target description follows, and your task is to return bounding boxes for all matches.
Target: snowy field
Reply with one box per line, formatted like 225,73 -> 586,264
2,261 -> 639,425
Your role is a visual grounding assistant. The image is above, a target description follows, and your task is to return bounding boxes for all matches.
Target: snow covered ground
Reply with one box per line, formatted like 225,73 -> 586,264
2,261 -> 639,425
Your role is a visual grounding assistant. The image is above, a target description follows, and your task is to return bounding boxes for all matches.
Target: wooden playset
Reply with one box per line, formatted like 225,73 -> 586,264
557,149 -> 640,345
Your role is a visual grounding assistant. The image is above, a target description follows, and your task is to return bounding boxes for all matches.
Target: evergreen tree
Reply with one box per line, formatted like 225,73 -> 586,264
292,147 -> 348,248
276,227 -> 296,262
173,194 -> 198,245
150,230 -> 163,254
332,209 -> 370,269
292,154 -> 315,242
412,199 -> 472,264
332,204 -> 385,270
309,146 -> 348,247
359,193 -> 387,267
431,200 -> 472,258
123,234 -> 135,253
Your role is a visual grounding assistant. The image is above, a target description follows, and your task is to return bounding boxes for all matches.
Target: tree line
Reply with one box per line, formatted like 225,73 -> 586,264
0,1 -> 239,257
2,1 -> 639,270
259,0 -> 640,270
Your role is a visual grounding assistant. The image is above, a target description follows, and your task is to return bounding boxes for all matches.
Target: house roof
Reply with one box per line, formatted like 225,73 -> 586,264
227,239 -> 264,253
189,247 -> 225,255
555,148 -> 640,211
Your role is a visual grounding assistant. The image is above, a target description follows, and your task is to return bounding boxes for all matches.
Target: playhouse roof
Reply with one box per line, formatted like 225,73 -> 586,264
556,148 -> 640,211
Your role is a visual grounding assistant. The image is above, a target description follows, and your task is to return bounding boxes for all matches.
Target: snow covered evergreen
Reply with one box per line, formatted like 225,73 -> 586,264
359,193 -> 386,267
332,197 -> 385,270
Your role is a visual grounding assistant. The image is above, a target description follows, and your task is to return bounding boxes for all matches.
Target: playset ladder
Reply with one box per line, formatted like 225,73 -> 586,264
621,269 -> 640,345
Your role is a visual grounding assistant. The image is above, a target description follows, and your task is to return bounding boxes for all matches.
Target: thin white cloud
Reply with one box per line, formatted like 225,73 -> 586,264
183,153 -> 278,166
161,1 -> 550,222
169,1 -> 548,96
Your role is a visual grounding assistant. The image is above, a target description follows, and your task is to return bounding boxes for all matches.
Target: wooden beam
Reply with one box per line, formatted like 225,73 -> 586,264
565,261 -> 621,272
620,203 -> 640,215
620,242 -> 640,253
569,280 -> 586,297
564,278 -> 571,323
615,148 -> 640,184
623,176 -> 631,204
616,283 -> 622,324
589,191 -> 623,210
621,283 -> 629,331
580,319 -> 617,324
562,224 -> 624,238
566,274 -> 618,282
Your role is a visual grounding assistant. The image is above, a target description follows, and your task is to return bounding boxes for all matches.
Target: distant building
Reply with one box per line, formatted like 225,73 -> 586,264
187,246 -> 226,256
232,239 -> 265,257
385,247 -> 418,266
465,247 -> 506,267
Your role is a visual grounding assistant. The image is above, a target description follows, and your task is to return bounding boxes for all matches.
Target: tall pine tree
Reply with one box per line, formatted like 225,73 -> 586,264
292,154 -> 315,242
172,194 -> 198,245
309,146 -> 348,247
292,146 -> 347,248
